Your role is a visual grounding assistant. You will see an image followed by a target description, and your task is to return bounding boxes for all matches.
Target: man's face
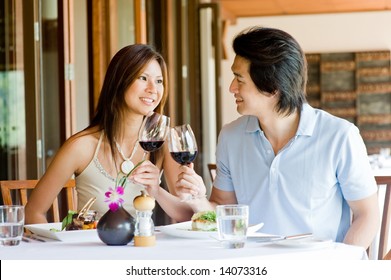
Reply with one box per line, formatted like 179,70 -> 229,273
229,55 -> 277,118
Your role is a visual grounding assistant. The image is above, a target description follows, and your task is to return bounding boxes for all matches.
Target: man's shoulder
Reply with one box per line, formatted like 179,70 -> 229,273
311,106 -> 355,130
221,115 -> 254,133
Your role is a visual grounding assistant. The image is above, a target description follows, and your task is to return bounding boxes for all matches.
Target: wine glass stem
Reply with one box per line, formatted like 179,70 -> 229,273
142,151 -> 148,161
180,163 -> 193,201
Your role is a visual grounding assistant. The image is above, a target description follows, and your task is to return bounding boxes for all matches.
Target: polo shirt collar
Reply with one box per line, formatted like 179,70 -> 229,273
246,116 -> 262,133
244,103 -> 316,136
297,103 -> 316,136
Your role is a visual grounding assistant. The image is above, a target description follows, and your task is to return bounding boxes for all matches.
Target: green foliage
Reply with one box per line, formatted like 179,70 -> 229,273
61,210 -> 77,231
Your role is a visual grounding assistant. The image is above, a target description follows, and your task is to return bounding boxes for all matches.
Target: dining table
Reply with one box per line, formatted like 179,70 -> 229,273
0,228 -> 368,261
3,224 -> 387,280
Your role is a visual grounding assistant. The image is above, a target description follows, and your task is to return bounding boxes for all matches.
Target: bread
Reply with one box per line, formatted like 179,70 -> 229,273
191,211 -> 217,231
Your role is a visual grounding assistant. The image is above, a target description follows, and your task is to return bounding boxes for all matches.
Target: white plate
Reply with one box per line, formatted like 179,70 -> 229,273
272,237 -> 333,249
25,223 -> 99,242
159,221 -> 217,239
158,221 -> 264,240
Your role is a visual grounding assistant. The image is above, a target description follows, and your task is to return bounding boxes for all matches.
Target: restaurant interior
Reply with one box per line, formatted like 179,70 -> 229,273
1,0 -> 391,261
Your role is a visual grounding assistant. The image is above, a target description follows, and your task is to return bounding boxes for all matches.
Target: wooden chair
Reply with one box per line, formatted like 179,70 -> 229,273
370,176 -> 391,260
207,163 -> 217,182
0,179 -> 76,223
383,249 -> 391,260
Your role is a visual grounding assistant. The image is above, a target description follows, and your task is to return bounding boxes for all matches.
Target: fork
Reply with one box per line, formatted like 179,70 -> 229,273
22,233 -> 46,242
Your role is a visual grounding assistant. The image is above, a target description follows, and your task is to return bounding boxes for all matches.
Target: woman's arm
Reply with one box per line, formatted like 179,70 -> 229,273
163,142 -> 238,220
25,133 -> 96,224
131,143 -> 238,222
131,143 -> 196,222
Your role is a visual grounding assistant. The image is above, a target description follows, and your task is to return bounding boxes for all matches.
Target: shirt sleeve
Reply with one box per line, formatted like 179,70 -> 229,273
213,127 -> 235,192
337,125 -> 378,201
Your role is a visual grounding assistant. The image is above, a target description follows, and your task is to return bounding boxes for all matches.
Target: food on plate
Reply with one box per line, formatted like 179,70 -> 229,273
58,197 -> 98,231
62,210 -> 98,231
191,211 -> 217,231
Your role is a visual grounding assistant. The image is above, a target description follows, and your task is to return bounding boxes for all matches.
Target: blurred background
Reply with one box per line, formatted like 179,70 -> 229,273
1,0 -> 391,187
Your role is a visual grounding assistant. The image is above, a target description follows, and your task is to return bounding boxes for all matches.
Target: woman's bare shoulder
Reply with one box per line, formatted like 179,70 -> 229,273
60,128 -> 102,155
36,128 -> 101,180
50,128 -> 103,174
66,128 -> 101,144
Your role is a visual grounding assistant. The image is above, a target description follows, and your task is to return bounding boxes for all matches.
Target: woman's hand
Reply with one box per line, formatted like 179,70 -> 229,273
175,163 -> 207,201
129,160 -> 161,198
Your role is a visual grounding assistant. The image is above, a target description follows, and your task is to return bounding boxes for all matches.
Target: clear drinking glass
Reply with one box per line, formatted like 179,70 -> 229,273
0,205 -> 25,246
216,204 -> 249,249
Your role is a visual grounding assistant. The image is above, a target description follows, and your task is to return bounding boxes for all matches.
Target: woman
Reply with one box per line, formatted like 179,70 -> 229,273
25,44 -> 194,224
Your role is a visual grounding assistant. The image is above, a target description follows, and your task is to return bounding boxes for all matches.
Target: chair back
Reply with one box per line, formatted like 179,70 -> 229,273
207,163 -> 217,182
370,176 -> 391,260
384,249 -> 391,260
0,179 -> 76,223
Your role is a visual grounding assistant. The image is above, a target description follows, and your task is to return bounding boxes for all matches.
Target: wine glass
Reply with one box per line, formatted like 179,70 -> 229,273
138,111 -> 170,160
168,124 -> 199,201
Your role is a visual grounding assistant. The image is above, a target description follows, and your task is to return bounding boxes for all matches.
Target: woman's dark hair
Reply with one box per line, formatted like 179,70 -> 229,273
88,44 -> 168,158
233,27 -> 307,115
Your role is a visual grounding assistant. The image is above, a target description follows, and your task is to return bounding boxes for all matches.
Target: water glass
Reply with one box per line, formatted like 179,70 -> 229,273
216,204 -> 249,249
0,205 -> 25,246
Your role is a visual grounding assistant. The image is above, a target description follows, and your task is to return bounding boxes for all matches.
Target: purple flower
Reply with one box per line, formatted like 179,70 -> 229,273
104,186 -> 125,211
104,160 -> 144,211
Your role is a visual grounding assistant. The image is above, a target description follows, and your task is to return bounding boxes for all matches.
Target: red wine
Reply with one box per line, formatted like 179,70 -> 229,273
139,140 -> 164,152
170,151 -> 198,165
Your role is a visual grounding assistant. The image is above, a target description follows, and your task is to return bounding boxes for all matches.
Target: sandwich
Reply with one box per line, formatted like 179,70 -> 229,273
191,211 -> 217,231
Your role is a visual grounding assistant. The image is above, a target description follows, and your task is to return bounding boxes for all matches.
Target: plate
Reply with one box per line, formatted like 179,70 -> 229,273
272,237 -> 333,249
25,223 -> 100,242
158,221 -> 264,240
159,221 -> 217,239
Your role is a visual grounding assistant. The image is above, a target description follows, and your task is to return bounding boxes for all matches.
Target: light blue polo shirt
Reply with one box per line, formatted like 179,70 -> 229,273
214,103 -> 377,242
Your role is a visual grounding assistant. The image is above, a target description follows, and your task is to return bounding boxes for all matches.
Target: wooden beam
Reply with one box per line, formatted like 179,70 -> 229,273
134,0 -> 147,43
218,0 -> 391,18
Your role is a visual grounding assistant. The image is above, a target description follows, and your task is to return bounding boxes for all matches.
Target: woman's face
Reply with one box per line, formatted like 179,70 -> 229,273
124,59 -> 164,116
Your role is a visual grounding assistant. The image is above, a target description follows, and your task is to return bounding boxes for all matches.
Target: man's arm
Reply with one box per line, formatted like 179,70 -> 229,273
209,187 -> 238,205
188,186 -> 238,213
344,193 -> 380,248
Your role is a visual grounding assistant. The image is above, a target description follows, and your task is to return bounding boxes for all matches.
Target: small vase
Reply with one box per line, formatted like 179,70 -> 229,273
97,206 -> 134,245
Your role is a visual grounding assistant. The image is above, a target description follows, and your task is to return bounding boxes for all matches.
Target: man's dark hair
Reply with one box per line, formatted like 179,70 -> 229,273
233,27 -> 307,115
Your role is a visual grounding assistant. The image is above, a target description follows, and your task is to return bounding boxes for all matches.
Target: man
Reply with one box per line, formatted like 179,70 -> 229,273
177,27 -> 379,249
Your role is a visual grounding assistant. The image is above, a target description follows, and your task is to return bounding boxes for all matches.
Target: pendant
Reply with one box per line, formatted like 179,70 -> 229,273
121,160 -> 134,174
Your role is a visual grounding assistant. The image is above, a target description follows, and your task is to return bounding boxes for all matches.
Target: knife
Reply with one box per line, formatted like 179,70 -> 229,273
255,232 -> 313,243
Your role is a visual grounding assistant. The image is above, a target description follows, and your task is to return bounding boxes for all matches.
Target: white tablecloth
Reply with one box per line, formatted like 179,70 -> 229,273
0,232 -> 367,260
372,167 -> 391,176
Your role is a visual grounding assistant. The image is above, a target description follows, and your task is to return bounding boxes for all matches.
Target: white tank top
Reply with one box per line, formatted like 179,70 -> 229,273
75,132 -> 144,218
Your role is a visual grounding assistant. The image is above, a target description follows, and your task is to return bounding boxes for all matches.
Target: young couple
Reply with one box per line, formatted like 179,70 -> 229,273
26,27 -> 379,249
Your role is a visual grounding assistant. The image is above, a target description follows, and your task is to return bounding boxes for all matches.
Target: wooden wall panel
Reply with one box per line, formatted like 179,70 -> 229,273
306,50 -> 391,154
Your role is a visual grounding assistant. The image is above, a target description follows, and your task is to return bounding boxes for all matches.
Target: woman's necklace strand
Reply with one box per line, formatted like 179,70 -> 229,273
115,139 -> 138,174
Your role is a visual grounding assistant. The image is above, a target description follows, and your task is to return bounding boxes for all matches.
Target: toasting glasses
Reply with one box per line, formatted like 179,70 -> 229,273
168,124 -> 199,201
138,111 -> 170,159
